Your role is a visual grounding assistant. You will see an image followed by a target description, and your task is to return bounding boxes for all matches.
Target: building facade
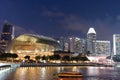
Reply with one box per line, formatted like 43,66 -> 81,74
58,37 -> 86,53
7,34 -> 61,60
95,40 -> 111,56
0,22 -> 14,51
58,37 -> 69,52
113,34 -> 120,55
87,27 -> 96,54
69,37 -> 86,53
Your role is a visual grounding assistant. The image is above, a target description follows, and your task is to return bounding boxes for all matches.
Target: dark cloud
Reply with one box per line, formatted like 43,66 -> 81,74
41,10 -> 90,37
57,14 -> 120,41
41,9 -> 120,41
58,15 -> 89,34
93,16 -> 120,41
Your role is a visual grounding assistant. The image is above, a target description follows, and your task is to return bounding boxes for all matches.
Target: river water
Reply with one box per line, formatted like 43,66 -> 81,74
0,66 -> 120,80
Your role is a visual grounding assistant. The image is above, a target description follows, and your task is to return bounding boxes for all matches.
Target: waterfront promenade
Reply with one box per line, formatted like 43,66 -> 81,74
20,63 -> 108,67
0,62 -> 116,68
0,62 -> 20,69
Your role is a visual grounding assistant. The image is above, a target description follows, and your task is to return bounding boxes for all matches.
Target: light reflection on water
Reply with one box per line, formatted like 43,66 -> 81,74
0,66 -> 120,80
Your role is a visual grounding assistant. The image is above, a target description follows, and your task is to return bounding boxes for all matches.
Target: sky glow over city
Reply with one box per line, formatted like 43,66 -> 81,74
0,0 -> 120,41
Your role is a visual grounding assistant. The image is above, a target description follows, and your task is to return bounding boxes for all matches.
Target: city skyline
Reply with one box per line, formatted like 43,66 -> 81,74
0,0 -> 120,41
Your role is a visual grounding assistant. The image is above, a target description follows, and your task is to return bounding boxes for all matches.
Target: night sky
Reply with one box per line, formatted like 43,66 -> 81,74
0,0 -> 120,41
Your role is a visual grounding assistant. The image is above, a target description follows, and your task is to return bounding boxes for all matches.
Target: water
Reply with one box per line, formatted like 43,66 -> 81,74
0,66 -> 120,80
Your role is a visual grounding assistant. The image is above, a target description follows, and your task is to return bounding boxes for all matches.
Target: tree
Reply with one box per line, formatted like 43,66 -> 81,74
3,53 -> 12,61
49,54 -> 61,63
0,53 -> 7,60
11,53 -> 18,61
35,56 -> 41,62
76,54 -> 82,61
62,55 -> 70,63
11,54 -> 18,58
86,51 -> 91,56
71,56 -> 78,61
24,55 -> 30,60
49,54 -> 61,60
53,54 -> 61,60
80,57 -> 89,61
0,53 -> 17,61
41,55 -> 50,63
42,55 -> 46,60
75,53 -> 89,62
113,55 -> 120,62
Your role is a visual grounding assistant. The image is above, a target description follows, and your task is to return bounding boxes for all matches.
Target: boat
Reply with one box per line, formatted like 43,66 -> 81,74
58,72 -> 82,78
54,72 -> 82,80
53,71 -> 82,80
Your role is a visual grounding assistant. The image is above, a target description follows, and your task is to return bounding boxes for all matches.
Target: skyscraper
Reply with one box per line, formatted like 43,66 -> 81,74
58,37 -> 69,51
95,40 -> 111,56
69,37 -> 86,53
87,27 -> 96,54
58,36 -> 86,53
0,22 -> 14,51
113,34 -> 120,55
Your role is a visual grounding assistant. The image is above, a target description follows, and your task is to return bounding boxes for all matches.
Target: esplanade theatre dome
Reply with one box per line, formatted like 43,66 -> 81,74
7,34 -> 61,60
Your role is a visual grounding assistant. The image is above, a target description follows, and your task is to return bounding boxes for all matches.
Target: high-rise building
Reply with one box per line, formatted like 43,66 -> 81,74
0,22 -> 14,51
95,40 -> 111,56
58,37 -> 69,51
69,37 -> 86,53
59,37 -> 86,53
87,27 -> 96,54
113,34 -> 120,55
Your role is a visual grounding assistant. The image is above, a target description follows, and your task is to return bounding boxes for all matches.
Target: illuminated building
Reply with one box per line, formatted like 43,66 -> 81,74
113,34 -> 120,55
0,22 -> 14,51
58,37 -> 86,53
7,34 -> 61,60
69,37 -> 86,53
58,37 -> 69,51
95,40 -> 111,56
87,27 -> 96,54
